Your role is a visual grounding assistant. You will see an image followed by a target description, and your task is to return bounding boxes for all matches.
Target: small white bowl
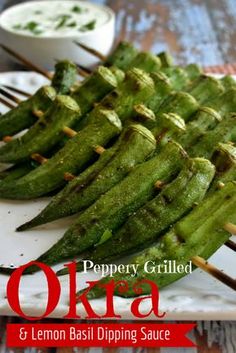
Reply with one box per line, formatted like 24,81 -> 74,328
0,0 -> 115,70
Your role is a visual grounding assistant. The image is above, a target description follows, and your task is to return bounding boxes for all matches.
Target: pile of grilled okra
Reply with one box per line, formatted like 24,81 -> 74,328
0,41 -> 236,298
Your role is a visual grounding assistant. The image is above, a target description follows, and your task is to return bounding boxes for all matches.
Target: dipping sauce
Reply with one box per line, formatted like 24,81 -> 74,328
0,0 -> 111,37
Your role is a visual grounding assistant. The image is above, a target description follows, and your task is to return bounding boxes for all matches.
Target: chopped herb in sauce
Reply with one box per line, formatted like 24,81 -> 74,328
71,5 -> 82,13
67,21 -> 77,28
23,21 -> 43,35
34,10 -> 42,15
55,14 -> 72,29
79,19 -> 96,32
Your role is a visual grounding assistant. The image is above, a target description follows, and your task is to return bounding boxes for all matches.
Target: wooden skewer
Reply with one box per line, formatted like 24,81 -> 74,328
154,180 -> 165,189
224,222 -> 236,235
74,41 -> 107,61
0,44 -> 52,80
94,145 -> 106,155
76,65 -> 90,78
64,172 -> 76,181
31,153 -> 48,164
225,240 -> 236,252
192,255 -> 236,291
2,85 -> 31,97
76,63 -> 92,74
62,126 -> 77,138
0,96 -> 16,109
33,109 -> 45,119
191,223 -> 236,290
0,88 -> 21,104
2,136 -> 13,143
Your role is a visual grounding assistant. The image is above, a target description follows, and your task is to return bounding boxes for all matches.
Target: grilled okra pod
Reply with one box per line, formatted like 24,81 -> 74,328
0,86 -> 56,139
18,124 -> 156,230
0,96 -> 81,164
105,41 -> 139,69
210,143 -> 236,192
58,157 -> 215,274
177,107 -> 221,149
71,66 -> 118,116
0,162 -> 38,183
156,91 -> 199,121
185,63 -> 202,81
51,60 -> 78,94
79,182 -> 236,299
162,67 -> 189,91
29,141 -> 187,267
126,52 -> 161,73
220,75 -> 236,90
157,52 -> 173,68
190,113 -> 236,158
186,75 -> 224,104
0,109 -> 122,199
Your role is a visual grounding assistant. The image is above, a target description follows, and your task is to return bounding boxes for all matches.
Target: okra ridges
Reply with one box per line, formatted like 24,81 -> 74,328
96,66 -> 118,88
128,124 -> 156,144
55,95 -> 80,112
125,68 -> 155,89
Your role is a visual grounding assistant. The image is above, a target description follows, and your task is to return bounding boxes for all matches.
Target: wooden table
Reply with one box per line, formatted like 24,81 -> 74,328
0,1 -> 235,352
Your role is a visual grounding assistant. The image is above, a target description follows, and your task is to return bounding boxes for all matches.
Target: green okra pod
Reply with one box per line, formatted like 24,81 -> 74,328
210,143 -> 236,192
0,96 -> 81,164
58,157 -> 215,275
220,75 -> 236,90
184,63 -> 202,81
105,41 -> 139,69
51,60 -> 78,94
190,113 -> 236,159
17,124 -> 157,231
177,107 -> 221,149
186,75 -> 224,104
30,141 -> 187,267
0,162 -> 37,183
207,88 -> 236,114
71,66 -> 117,117
157,51 -> 173,68
146,72 -> 173,113
79,182 -> 236,299
0,86 -> 56,139
162,67 -> 189,91
156,91 -> 199,121
95,68 -> 156,123
0,109 -> 122,199
127,52 -> 161,73
109,66 -> 125,84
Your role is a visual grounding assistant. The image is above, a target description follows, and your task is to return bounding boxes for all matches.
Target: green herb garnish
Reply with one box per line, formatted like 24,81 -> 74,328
24,21 -> 39,31
79,20 -> 96,32
22,21 -> 43,35
67,21 -> 77,28
55,14 -> 71,29
34,10 -> 42,15
71,5 -> 82,13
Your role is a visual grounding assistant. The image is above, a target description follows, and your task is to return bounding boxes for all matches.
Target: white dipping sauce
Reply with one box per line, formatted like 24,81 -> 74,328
1,1 -> 111,37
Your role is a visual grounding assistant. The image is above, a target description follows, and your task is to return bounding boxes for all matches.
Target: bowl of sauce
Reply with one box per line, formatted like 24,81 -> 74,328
0,0 -> 115,69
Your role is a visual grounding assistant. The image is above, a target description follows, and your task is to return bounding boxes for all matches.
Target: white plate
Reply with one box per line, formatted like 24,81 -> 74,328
0,72 -> 235,320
